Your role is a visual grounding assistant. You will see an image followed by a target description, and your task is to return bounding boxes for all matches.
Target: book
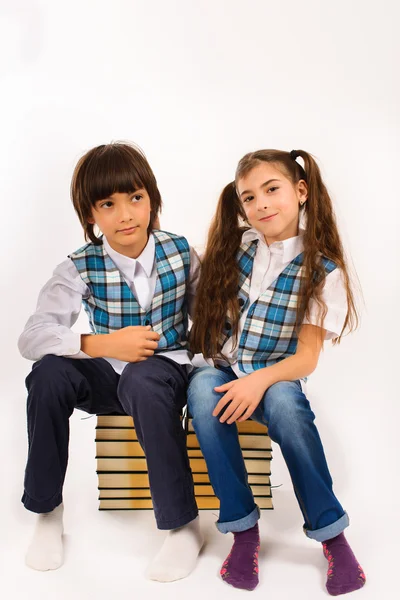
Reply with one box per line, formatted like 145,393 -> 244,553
187,418 -> 267,435
96,428 -> 139,441
95,415 -> 273,510
97,415 -> 135,427
95,440 -> 272,460
99,496 -> 273,510
186,433 -> 271,450
99,484 -> 271,499
96,441 -> 145,456
96,457 -> 272,474
97,472 -> 271,488
96,415 -> 268,435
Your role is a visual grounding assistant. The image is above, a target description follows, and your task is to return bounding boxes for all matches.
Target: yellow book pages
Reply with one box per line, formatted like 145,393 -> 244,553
98,472 -> 151,488
97,472 -> 271,488
187,448 -> 272,459
99,485 -> 272,499
97,415 -> 134,428
194,484 -> 271,496
237,421 -> 268,434
96,444 -> 271,460
97,458 -> 148,471
186,433 -> 271,450
100,498 -> 153,509
96,428 -> 138,441
99,488 -> 152,498
248,474 -> 270,484
97,439 -> 271,457
241,450 -> 272,459
99,496 -> 274,510
96,416 -> 268,434
187,419 -> 267,435
97,456 -> 271,474
96,441 -> 144,456
195,496 -> 274,510
189,457 -> 271,475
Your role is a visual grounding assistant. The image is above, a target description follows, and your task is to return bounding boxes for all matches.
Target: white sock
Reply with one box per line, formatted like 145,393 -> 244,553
25,503 -> 64,571
146,516 -> 204,582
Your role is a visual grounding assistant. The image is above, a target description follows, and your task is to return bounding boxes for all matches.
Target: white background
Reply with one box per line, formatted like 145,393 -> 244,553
0,0 -> 399,598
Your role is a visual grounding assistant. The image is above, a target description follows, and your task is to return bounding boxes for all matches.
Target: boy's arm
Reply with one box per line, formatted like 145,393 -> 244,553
187,247 -> 201,319
18,258 -> 161,363
18,259 -> 90,361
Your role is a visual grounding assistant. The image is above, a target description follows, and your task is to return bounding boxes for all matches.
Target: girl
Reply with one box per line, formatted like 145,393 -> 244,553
187,149 -> 365,595
18,141 -> 203,580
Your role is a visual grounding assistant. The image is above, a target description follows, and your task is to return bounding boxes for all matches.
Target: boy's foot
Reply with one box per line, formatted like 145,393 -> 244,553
146,516 -> 204,582
25,503 -> 64,571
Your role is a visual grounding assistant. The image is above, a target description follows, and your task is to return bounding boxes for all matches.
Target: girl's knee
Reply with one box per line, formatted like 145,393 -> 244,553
187,367 -> 227,419
264,380 -> 311,424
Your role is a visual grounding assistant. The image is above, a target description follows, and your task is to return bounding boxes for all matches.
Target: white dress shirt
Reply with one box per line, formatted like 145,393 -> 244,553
18,234 -> 201,375
196,227 -> 348,382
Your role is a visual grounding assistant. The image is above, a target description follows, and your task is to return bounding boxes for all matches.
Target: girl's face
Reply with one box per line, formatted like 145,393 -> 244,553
88,188 -> 151,257
237,162 -> 308,245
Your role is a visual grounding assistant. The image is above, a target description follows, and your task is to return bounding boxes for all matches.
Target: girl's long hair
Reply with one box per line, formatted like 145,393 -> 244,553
190,149 -> 359,358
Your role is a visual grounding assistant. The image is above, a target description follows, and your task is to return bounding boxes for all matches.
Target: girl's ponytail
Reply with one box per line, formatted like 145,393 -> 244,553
190,182 -> 246,357
290,150 -> 359,339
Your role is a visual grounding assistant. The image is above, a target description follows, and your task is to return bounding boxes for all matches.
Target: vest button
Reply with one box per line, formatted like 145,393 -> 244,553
225,322 -> 232,331
144,319 -> 150,326
238,298 -> 245,307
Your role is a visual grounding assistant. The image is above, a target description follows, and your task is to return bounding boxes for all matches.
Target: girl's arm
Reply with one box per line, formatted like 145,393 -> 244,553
252,323 -> 325,386
213,324 -> 325,424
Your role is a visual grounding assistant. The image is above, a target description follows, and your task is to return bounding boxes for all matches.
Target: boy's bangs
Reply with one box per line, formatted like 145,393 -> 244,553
86,150 -> 145,205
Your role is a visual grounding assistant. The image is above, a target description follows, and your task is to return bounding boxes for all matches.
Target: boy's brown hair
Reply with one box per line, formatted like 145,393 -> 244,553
71,141 -> 162,244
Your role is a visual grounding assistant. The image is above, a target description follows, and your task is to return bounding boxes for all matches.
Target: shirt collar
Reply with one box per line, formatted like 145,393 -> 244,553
103,234 -> 155,278
242,225 -> 305,264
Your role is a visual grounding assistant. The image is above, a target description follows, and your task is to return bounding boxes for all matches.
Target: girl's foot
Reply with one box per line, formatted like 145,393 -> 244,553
220,523 -> 260,591
323,532 -> 366,596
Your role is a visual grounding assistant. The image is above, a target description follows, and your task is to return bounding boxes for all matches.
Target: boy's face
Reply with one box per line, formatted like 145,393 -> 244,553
88,189 -> 151,258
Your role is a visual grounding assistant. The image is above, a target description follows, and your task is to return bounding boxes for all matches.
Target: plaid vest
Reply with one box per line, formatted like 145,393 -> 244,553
69,230 -> 190,351
222,239 -> 337,373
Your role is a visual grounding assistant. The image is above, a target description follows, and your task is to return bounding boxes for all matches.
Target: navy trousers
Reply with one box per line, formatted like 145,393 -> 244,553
22,354 -> 198,529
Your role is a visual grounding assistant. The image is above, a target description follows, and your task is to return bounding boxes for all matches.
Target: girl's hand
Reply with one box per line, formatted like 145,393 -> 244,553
213,371 -> 269,424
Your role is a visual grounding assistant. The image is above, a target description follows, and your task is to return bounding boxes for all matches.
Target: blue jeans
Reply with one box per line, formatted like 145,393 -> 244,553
187,365 -> 349,542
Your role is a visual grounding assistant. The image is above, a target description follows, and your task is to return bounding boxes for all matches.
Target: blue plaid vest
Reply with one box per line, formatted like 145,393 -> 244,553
69,230 -> 190,351
222,239 -> 337,373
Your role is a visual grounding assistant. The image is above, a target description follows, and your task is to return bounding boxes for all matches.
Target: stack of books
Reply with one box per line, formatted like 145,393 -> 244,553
96,415 -> 273,510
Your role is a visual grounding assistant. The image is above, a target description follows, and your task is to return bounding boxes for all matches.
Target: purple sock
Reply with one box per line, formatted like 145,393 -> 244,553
220,523 -> 260,591
322,532 -> 366,596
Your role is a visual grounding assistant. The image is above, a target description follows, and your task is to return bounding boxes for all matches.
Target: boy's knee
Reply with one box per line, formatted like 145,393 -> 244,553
27,355 -> 71,386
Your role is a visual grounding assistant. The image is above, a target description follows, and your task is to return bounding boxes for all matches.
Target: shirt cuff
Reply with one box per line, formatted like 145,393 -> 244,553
62,332 -> 91,358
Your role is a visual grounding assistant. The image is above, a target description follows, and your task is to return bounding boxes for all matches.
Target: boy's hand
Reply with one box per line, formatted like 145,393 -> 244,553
81,326 -> 160,362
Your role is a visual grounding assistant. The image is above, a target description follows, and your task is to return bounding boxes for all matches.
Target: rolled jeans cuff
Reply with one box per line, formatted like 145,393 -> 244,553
216,505 -> 260,534
304,511 -> 350,542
